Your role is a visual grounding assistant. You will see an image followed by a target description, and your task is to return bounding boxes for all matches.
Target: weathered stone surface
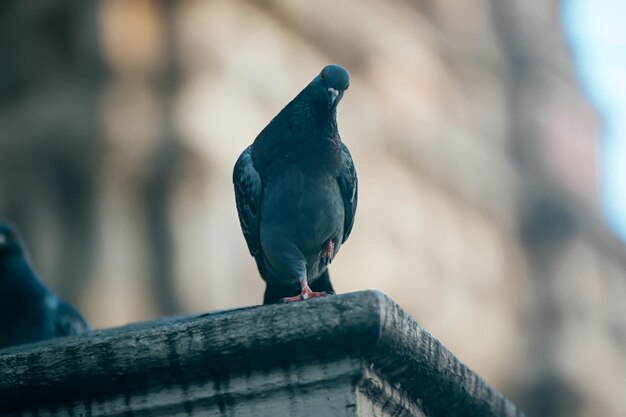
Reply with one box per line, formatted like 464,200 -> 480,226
0,291 -> 523,416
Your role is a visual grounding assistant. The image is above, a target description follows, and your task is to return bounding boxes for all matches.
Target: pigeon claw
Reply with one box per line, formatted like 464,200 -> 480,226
320,239 -> 335,264
279,279 -> 331,303
279,290 -> 329,303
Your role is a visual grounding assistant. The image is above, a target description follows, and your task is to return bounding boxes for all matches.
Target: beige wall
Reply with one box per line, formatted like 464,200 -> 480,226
1,1 -> 623,416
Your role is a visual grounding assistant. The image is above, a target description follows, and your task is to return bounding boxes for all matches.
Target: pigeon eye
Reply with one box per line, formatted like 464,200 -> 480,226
320,72 -> 326,81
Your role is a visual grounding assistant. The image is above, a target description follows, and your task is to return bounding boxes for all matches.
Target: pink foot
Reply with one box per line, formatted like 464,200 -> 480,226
321,239 -> 335,264
280,279 -> 331,303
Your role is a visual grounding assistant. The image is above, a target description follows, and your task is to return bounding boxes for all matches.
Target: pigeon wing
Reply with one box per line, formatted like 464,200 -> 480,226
233,145 -> 263,256
53,299 -> 90,337
338,142 -> 358,243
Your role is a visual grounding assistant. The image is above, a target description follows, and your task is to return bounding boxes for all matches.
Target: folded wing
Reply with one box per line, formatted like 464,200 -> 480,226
337,143 -> 358,243
233,145 -> 263,256
53,300 -> 90,337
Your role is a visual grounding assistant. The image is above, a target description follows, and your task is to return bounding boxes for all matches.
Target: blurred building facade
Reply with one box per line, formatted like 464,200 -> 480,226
0,1 -> 624,416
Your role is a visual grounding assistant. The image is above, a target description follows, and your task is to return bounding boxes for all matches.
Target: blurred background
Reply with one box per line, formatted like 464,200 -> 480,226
0,1 -> 625,416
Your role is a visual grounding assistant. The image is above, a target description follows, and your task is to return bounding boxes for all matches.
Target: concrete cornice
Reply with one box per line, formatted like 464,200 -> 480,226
0,291 -> 524,416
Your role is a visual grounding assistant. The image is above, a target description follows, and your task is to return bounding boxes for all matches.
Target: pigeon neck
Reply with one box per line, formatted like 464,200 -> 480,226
291,92 -> 339,142
0,246 -> 24,262
251,87 -> 342,175
0,252 -> 41,289
291,104 -> 340,162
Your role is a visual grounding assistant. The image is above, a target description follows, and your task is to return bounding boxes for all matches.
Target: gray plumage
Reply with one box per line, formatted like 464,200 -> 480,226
0,223 -> 90,349
233,64 -> 357,304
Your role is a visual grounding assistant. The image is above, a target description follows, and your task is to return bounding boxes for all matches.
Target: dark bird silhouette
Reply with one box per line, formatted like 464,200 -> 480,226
0,223 -> 90,349
233,64 -> 358,304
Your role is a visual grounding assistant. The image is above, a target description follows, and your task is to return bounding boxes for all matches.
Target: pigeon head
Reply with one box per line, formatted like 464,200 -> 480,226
0,223 -> 23,256
314,64 -> 350,110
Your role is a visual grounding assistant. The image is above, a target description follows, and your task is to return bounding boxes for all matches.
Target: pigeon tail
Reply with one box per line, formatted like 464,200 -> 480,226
234,65 -> 356,304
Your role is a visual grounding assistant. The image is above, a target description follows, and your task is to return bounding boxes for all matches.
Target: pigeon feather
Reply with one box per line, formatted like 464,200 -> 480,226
233,64 -> 357,304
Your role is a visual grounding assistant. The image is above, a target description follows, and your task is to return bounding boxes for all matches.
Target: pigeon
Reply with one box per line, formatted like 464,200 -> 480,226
0,223 -> 90,349
233,64 -> 358,304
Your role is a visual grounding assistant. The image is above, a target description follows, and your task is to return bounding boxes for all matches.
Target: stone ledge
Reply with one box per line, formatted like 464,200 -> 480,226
0,291 -> 525,416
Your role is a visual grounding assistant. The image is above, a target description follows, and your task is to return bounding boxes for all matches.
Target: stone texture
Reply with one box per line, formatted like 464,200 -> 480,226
1,1 -> 625,416
0,291 -> 523,417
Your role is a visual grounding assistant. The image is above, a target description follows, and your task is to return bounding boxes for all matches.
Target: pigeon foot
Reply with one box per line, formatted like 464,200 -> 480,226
280,279 -> 331,303
321,239 -> 335,260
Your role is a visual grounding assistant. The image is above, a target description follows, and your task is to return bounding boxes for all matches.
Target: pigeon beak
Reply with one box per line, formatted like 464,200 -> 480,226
328,88 -> 340,106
